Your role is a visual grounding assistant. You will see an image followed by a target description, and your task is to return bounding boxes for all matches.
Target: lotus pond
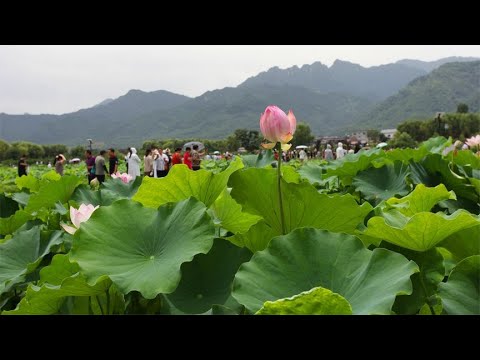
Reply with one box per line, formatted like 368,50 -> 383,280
0,136 -> 478,315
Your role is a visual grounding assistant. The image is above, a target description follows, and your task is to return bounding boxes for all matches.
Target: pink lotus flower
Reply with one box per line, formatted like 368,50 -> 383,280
61,204 -> 99,235
465,135 -> 480,150
111,172 -> 133,184
259,105 -> 296,151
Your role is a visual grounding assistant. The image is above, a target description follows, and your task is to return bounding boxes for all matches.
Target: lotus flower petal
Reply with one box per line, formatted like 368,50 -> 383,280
259,106 -> 293,144
261,142 -> 277,150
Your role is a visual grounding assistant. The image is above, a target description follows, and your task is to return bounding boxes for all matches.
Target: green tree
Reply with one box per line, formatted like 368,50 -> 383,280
292,122 -> 314,146
43,144 -> 69,158
457,103 -> 469,114
0,139 -> 10,161
367,129 -> 381,143
389,132 -> 417,149
69,145 -> 86,159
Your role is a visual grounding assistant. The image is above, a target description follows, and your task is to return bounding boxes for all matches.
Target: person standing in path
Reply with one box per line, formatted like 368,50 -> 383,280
127,147 -> 141,180
323,144 -> 334,160
191,144 -> 203,171
95,150 -> 109,184
299,149 -> 307,162
144,149 -> 153,177
336,142 -> 347,159
55,154 -> 66,176
153,148 -> 170,178
85,150 -> 96,184
183,147 -> 192,169
171,147 -> 183,166
108,148 -> 119,175
18,154 -> 28,177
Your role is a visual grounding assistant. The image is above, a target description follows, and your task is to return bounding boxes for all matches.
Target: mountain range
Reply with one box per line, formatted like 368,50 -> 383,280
0,56 -> 478,147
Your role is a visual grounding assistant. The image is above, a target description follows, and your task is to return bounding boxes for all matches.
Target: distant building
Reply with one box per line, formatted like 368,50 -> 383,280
315,135 -> 348,148
381,129 -> 397,140
348,131 -> 368,145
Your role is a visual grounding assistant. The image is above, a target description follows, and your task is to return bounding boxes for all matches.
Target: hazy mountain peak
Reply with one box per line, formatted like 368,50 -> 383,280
396,56 -> 480,72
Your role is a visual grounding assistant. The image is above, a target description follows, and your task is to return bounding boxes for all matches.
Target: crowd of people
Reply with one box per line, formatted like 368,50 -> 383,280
14,142 -> 360,180
84,144 -> 209,184
274,142 -> 360,162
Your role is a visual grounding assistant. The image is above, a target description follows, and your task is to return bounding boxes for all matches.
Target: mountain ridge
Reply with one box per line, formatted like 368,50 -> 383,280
0,57 -> 478,147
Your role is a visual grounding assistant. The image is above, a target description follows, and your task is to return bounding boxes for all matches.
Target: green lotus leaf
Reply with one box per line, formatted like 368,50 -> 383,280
0,210 -> 33,236
410,154 -> 478,203
15,174 -> 40,192
384,147 -> 428,164
454,150 -> 480,170
70,198 -> 215,299
255,149 -> 275,168
281,165 -> 301,184
384,245 -> 445,315
11,192 -> 30,207
438,255 -> 480,315
0,227 -> 63,294
0,194 -> 19,219
71,184 -> 102,207
384,184 -> 456,217
323,148 -> 383,184
365,210 -> 480,252
297,162 -> 324,186
256,287 -> 352,315
441,225 -> 480,262
167,239 -> 252,314
419,136 -> 451,154
25,175 -> 83,213
209,189 -> 262,235
233,228 -> 418,314
353,161 -> 410,205
229,168 -> 372,238
41,170 -> 62,182
3,254 -> 111,315
227,220 -> 277,252
132,157 -> 243,209
99,176 -> 143,205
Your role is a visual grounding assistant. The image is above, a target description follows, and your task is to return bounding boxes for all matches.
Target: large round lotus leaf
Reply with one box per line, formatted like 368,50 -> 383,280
441,225 -> 480,262
256,287 -> 352,315
0,227 -> 63,294
25,175 -> 83,213
410,154 -> 478,203
384,184 -> 456,217
233,228 -> 418,314
323,148 -> 383,184
364,210 -> 480,252
132,157 -> 243,209
209,189 -> 262,236
167,239 -> 252,314
0,194 -> 19,218
70,198 -> 215,299
3,254 -> 111,315
438,255 -> 480,315
353,161 -> 410,205
229,168 -> 372,239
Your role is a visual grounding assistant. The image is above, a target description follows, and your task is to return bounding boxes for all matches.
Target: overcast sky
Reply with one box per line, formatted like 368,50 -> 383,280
1,45 -> 479,115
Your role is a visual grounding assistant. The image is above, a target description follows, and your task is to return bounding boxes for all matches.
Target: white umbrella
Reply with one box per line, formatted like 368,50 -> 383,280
69,158 -> 81,163
296,145 -> 308,149
376,142 -> 388,148
183,141 -> 205,151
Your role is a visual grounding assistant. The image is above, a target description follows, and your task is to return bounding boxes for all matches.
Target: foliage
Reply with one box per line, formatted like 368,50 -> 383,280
0,135 -> 478,315
291,122 -> 314,147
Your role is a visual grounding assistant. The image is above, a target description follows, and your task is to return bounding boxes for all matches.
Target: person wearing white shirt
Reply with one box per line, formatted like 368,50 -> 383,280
336,142 -> 347,159
153,148 -> 170,178
127,147 -> 141,180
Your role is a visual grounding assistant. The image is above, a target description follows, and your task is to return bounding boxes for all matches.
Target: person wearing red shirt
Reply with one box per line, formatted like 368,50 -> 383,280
183,147 -> 192,169
172,147 -> 183,167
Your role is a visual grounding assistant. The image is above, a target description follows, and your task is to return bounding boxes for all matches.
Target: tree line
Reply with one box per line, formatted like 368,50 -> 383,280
389,110 -> 480,148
